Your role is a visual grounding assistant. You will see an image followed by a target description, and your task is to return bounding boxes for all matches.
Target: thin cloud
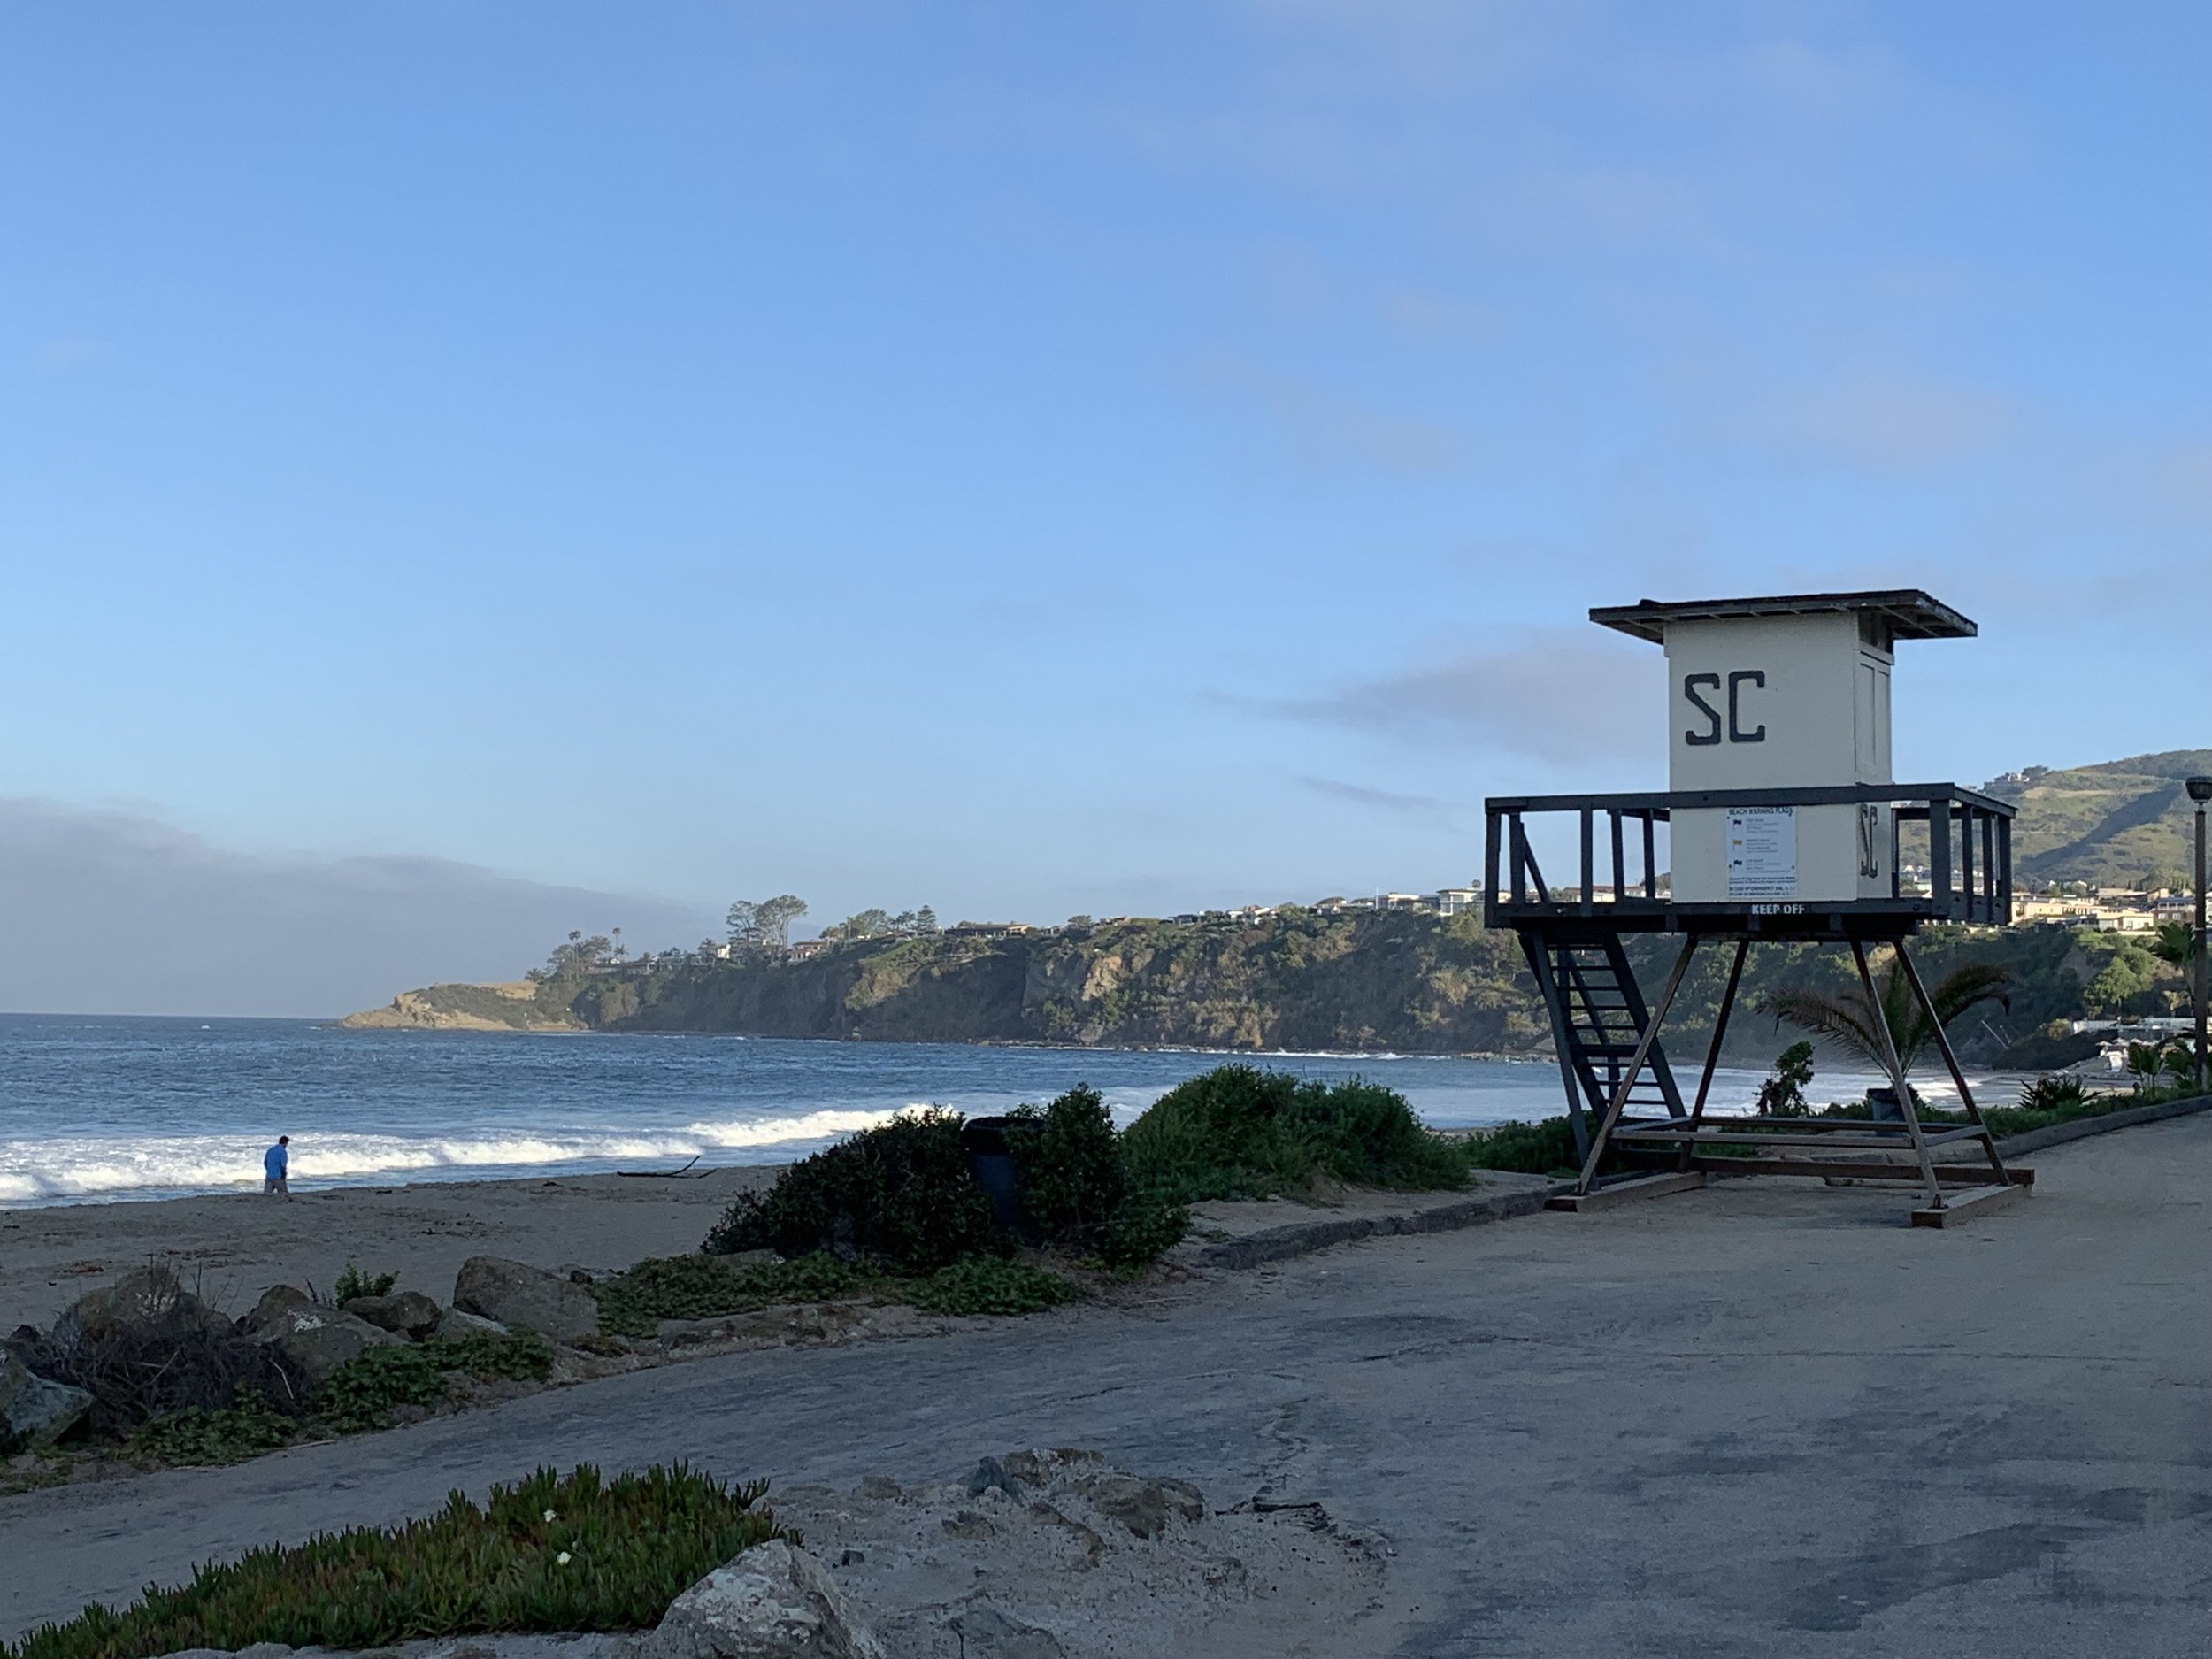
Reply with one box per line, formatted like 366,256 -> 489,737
1300,776 -> 1452,814
1258,632 -> 1662,761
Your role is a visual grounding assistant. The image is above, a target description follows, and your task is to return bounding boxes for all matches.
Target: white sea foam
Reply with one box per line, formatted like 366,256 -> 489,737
0,1107 -> 904,1206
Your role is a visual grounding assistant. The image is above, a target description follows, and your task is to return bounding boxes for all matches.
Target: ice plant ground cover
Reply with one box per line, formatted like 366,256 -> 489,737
3,1463 -> 784,1659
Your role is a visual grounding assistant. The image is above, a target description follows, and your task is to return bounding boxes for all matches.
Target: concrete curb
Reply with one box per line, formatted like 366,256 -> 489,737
1185,1185 -> 1559,1271
1992,1091 -> 2212,1157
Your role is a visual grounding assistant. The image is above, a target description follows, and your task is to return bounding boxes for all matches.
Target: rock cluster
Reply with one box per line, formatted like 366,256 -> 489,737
2,1257 -> 557,1454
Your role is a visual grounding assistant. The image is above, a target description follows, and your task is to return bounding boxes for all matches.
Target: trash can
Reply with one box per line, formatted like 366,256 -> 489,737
960,1116 -> 1033,1240
1865,1085 -> 1921,1125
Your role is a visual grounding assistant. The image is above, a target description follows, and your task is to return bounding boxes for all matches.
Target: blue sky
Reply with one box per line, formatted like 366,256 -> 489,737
4,2 -> 2208,993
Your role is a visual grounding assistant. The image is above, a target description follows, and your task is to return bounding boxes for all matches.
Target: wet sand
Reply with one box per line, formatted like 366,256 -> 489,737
0,1167 -> 780,1333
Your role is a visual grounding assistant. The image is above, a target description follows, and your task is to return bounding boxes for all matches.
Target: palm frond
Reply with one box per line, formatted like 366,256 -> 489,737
1769,957 -> 2013,1076
1763,987 -> 1889,1071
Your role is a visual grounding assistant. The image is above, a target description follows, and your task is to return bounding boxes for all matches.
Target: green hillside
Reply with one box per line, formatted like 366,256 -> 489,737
1994,749 -> 2212,887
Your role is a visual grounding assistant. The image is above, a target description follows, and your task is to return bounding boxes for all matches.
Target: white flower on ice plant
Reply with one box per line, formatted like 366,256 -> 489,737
543,1509 -> 558,1523
557,1551 -> 572,1565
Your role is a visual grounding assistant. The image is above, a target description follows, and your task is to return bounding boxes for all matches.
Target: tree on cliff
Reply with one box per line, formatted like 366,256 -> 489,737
727,895 -> 808,954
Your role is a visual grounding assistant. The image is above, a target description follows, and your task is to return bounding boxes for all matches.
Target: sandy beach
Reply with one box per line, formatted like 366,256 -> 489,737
0,1167 -> 780,1334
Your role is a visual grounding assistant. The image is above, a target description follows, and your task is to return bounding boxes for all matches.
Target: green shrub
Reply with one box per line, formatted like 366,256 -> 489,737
4,1463 -> 784,1659
311,1333 -> 553,1434
905,1257 -> 1079,1317
1004,1085 -> 1127,1249
332,1264 -> 397,1303
1096,1188 -> 1189,1269
590,1254 -> 858,1339
2015,1072 -> 2087,1115
1122,1066 -> 1470,1202
127,1399 -> 296,1467
1755,1041 -> 1816,1118
1456,1116 -> 1584,1177
703,1109 -> 1001,1272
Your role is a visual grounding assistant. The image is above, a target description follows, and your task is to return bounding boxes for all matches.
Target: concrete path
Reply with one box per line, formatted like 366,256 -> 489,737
6,1118 -> 2208,1657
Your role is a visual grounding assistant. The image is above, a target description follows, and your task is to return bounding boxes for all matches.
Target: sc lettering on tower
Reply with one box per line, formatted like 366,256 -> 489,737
1682,670 -> 1765,747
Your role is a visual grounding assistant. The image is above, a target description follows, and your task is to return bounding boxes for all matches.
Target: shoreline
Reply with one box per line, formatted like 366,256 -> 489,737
0,1164 -> 781,1335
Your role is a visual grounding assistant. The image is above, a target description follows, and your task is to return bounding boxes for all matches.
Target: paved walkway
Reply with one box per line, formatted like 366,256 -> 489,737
5,1118 -> 2207,1656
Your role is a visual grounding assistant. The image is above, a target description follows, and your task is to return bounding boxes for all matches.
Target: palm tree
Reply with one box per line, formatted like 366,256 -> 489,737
1763,955 -> 2011,1077
2150,920 -> 2193,970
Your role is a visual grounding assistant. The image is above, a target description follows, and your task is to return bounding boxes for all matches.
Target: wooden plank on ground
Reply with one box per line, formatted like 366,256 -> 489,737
1548,1171 -> 1707,1212
1909,1183 -> 2029,1228
1654,1156 -> 2034,1187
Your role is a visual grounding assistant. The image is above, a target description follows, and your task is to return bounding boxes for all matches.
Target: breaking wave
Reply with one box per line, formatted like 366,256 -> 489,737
0,1108 -> 904,1206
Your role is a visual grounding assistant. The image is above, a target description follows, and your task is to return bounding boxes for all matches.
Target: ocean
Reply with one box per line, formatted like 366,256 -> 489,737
0,1014 -> 1962,1207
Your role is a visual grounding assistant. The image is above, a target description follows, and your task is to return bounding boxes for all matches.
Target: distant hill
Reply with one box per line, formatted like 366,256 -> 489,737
1989,749 -> 2212,887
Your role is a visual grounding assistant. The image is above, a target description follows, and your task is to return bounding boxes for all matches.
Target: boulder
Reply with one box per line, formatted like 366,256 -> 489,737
60,1267 -> 232,1343
248,1303 -> 403,1385
452,1256 -> 599,1343
434,1307 -> 509,1341
0,1350 -> 94,1448
342,1291 -> 442,1341
242,1285 -> 315,1335
642,1541 -> 885,1659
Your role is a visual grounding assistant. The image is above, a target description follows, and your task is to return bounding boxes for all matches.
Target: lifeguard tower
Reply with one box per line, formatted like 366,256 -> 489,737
1482,590 -> 2024,1225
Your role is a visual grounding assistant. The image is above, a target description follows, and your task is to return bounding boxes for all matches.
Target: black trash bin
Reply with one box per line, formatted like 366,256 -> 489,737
1865,1085 -> 1922,1125
960,1116 -> 1035,1240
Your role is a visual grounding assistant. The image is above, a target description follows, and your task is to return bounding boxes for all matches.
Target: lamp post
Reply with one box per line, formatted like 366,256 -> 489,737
2191,775 -> 2212,1094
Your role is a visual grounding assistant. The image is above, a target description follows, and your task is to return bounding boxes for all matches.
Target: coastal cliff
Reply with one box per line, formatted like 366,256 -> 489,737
339,981 -> 580,1032
338,908 -> 2134,1065
581,910 -> 1548,1051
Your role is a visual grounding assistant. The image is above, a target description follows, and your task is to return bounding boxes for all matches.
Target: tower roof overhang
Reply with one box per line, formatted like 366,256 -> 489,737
1588,589 -> 1975,646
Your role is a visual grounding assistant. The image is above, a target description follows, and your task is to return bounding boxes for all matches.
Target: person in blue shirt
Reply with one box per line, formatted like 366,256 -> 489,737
263,1134 -> 291,1199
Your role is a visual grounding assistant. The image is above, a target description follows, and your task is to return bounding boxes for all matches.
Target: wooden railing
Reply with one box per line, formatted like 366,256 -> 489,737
1481,783 -> 2014,928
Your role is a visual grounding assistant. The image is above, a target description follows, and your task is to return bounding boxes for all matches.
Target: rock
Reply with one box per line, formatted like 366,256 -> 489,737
248,1303 -> 403,1386
1079,1474 -> 1182,1540
965,1455 -> 1020,1500
941,1510 -> 997,1540
342,1291 -> 442,1340
242,1285 -> 315,1335
0,1351 -> 94,1447
641,1540 -> 885,1659
854,1475 -> 902,1501
452,1256 -> 600,1343
1152,1477 -> 1206,1522
1000,1448 -> 1102,1487
944,1604 -> 1067,1659
433,1307 -> 508,1341
61,1267 -> 232,1342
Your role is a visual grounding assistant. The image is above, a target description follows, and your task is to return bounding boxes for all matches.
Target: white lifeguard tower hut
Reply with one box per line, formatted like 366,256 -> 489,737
1483,589 -> 2023,1225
